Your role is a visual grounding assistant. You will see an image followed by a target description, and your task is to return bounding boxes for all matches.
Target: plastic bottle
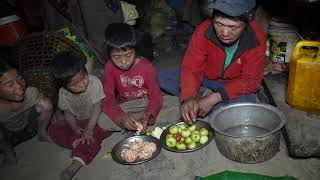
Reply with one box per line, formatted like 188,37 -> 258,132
287,40 -> 320,113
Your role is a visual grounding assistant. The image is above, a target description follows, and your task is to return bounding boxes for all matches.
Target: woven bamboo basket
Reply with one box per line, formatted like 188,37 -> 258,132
15,31 -> 87,104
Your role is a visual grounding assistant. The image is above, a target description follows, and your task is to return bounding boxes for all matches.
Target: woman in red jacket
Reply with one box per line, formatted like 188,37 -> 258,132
158,0 -> 266,124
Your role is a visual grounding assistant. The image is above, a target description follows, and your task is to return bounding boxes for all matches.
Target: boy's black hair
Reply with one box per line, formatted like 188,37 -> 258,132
49,51 -> 87,87
0,57 -> 14,77
104,23 -> 137,58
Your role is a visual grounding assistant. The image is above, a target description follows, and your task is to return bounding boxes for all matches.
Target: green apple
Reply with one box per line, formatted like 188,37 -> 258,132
199,135 -> 209,144
191,133 -> 201,142
179,123 -> 187,129
192,130 -> 200,134
180,137 -> 185,142
178,127 -> 183,133
199,128 -> 209,136
169,125 -> 179,135
188,124 -> 197,131
166,134 -> 173,139
145,129 -> 153,136
180,129 -> 191,138
166,136 -> 177,148
176,142 -> 187,150
184,137 -> 192,144
187,142 -> 197,149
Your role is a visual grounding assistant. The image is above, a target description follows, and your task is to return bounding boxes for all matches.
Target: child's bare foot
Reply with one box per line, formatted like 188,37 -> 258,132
60,168 -> 76,180
60,160 -> 82,180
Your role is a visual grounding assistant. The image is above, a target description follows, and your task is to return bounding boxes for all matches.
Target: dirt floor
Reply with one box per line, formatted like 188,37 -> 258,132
0,111 -> 319,180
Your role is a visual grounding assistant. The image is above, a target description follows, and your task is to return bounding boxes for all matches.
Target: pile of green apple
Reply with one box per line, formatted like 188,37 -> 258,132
165,123 -> 210,151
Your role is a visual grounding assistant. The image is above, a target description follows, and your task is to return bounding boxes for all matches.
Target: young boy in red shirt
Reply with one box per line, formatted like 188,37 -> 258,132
103,23 -> 163,133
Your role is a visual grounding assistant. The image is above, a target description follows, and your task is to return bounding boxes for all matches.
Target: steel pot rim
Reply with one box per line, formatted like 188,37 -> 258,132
210,103 -> 286,138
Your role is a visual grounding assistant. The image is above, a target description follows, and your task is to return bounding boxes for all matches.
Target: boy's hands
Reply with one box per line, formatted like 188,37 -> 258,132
121,111 -> 151,133
121,113 -> 139,130
140,111 -> 151,122
139,111 -> 150,134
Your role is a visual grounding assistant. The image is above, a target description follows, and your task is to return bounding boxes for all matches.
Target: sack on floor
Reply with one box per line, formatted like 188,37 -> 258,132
194,170 -> 298,180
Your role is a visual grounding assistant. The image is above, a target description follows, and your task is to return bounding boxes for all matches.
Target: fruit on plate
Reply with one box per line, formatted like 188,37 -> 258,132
199,128 -> 209,136
176,142 -> 187,150
175,134 -> 182,142
200,135 -> 209,144
180,129 -> 191,138
145,129 -> 153,136
187,142 -> 197,149
166,136 -> 177,148
188,124 -> 196,131
192,130 -> 199,134
184,137 -> 192,144
179,123 -> 188,130
166,134 -> 173,139
165,122 -> 211,151
191,133 -> 201,143
180,137 -> 185,142
169,125 -> 179,135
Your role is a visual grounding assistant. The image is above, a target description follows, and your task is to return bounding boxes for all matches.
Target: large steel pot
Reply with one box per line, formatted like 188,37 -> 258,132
210,103 -> 286,163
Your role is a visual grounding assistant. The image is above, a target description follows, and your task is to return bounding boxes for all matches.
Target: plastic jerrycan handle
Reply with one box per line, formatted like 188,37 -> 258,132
291,40 -> 320,61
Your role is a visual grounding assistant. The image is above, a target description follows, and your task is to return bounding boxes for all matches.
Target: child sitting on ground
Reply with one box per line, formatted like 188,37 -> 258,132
0,59 -> 52,167
48,51 -> 112,180
103,23 -> 163,133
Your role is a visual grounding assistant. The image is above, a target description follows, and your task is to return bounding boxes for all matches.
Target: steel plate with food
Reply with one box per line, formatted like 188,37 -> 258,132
160,120 -> 214,153
111,135 -> 162,165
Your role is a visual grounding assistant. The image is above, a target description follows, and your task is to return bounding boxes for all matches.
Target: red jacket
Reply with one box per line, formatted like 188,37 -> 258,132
180,19 -> 266,101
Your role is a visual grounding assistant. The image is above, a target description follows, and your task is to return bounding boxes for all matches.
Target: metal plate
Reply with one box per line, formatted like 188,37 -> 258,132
160,120 -> 214,153
111,135 -> 162,165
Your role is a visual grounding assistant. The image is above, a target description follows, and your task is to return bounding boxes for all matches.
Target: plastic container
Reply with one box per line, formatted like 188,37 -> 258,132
0,15 -> 27,46
287,40 -> 320,113
269,19 -> 299,63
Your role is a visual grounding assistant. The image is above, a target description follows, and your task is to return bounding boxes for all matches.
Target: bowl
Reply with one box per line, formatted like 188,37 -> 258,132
111,135 -> 162,165
160,120 -> 214,153
210,103 -> 286,163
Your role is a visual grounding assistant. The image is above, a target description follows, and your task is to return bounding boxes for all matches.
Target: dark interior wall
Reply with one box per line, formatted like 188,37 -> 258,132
260,0 -> 320,30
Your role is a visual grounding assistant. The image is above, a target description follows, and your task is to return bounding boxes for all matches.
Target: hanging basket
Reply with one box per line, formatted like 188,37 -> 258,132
15,31 -> 87,104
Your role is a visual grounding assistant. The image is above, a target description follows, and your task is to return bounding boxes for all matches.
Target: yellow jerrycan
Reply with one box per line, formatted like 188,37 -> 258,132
287,40 -> 320,113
